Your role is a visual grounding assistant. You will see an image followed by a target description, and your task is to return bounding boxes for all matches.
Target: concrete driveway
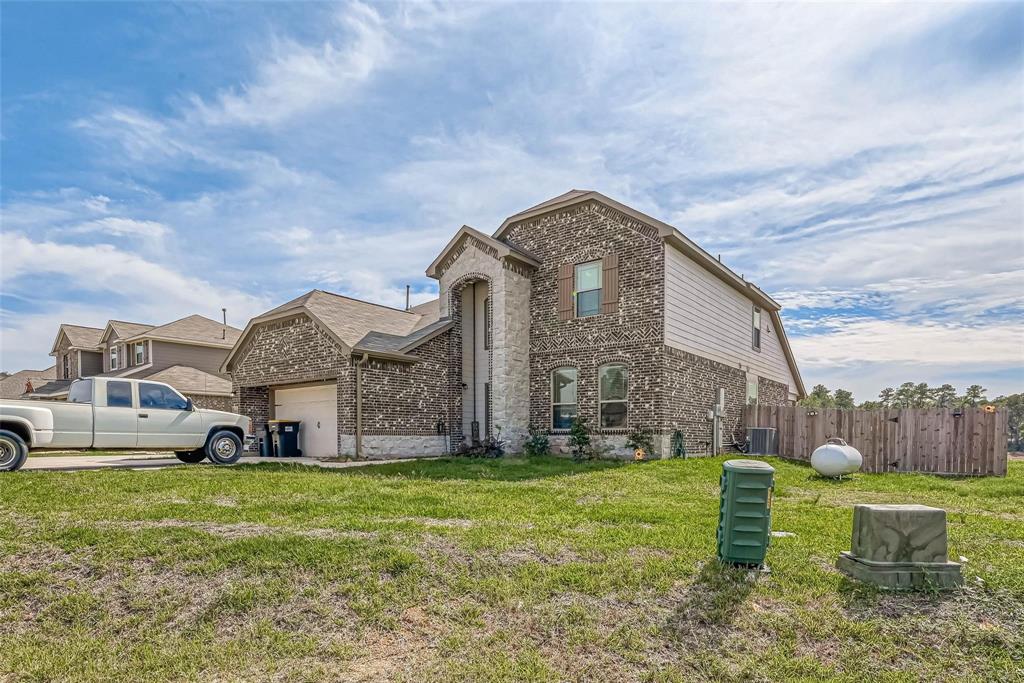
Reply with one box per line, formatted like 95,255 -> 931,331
20,453 -> 424,472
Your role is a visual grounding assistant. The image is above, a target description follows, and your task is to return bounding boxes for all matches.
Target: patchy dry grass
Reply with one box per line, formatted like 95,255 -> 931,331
1,456 -> 1022,682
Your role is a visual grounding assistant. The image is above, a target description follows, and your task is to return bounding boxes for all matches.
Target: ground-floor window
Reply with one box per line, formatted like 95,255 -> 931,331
551,367 -> 578,429
599,364 -> 628,428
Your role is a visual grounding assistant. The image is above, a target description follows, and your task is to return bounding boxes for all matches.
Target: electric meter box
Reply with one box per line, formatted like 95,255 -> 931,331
717,459 -> 775,566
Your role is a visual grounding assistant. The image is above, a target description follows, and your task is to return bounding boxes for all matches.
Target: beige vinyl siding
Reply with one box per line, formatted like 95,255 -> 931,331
663,245 -> 797,392
150,340 -> 230,377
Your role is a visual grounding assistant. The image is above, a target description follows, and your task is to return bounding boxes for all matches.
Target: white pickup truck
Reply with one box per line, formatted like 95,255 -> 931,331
0,377 -> 250,472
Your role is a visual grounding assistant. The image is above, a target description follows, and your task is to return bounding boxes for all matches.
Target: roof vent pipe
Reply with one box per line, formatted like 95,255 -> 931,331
222,308 -> 227,339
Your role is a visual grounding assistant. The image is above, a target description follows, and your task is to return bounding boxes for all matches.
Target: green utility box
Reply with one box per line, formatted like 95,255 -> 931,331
717,459 -> 776,566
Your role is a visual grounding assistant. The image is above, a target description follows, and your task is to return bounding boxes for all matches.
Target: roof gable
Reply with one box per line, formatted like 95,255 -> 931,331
50,324 -> 104,354
426,225 -> 540,279
101,320 -> 154,344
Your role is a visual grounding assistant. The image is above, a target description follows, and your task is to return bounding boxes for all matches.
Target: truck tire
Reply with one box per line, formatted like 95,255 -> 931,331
0,430 -> 29,472
205,430 -> 243,465
175,450 -> 207,464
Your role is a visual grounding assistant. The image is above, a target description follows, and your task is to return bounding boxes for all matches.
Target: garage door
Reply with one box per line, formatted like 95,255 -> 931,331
274,384 -> 337,458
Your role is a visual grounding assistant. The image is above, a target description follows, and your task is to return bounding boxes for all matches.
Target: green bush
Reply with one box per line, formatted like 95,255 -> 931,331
625,425 -> 656,459
569,416 -> 592,461
522,427 -> 550,457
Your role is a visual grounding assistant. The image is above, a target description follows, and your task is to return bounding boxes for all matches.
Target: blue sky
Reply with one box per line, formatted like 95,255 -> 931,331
1,1 -> 1022,401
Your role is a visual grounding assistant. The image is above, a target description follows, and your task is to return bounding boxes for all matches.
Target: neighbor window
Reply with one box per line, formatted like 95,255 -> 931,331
139,383 -> 189,411
62,354 -> 70,379
109,346 -> 119,370
752,307 -> 762,351
575,261 -> 602,317
551,367 -> 578,429
134,342 -> 145,366
107,381 -> 133,408
67,379 -> 93,404
599,364 -> 628,428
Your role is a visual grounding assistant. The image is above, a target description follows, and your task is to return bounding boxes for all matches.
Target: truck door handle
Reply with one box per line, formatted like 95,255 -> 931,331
139,413 -> 149,418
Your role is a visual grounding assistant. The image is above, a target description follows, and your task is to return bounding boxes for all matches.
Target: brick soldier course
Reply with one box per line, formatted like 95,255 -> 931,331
225,190 -> 805,459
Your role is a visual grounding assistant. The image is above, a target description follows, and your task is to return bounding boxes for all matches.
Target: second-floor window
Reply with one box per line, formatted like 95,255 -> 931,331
752,306 -> 762,351
62,354 -> 70,379
575,261 -> 602,317
134,342 -> 145,365
110,346 -> 119,370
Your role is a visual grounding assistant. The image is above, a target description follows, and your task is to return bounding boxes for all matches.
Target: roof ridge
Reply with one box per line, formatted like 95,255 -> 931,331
312,289 -> 420,316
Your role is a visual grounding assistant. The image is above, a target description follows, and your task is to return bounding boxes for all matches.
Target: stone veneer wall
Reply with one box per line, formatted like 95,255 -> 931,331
436,239 -> 532,449
502,200 -> 666,451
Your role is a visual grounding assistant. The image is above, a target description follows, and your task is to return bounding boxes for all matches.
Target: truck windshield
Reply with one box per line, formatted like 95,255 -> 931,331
67,379 -> 94,404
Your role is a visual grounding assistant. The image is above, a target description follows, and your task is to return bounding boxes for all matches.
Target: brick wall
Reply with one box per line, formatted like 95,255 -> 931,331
503,200 -> 666,444
350,329 -> 455,436
759,376 -> 789,407
231,314 -> 346,388
662,345 -> 747,455
188,393 -> 234,413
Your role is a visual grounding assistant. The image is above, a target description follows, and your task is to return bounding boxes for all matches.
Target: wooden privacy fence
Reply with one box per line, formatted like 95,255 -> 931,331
743,405 -> 1008,476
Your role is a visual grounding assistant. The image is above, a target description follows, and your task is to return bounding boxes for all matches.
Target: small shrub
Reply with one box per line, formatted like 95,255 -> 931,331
522,427 -> 550,457
457,426 -> 505,458
625,425 -> 656,459
569,416 -> 592,461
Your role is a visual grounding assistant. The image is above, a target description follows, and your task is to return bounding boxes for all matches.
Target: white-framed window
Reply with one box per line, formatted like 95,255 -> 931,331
134,342 -> 145,365
575,260 -> 602,317
551,367 -> 578,429
746,374 -> 759,406
752,306 -> 762,351
599,364 -> 628,428
110,346 -> 119,370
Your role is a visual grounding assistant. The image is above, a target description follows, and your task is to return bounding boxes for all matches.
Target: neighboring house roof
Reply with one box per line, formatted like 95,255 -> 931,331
492,189 -> 805,398
146,365 -> 232,397
49,324 -> 104,354
408,298 -> 441,330
224,289 -> 441,371
425,224 -> 541,279
24,379 -> 73,399
125,314 -> 242,348
0,366 -> 57,399
101,320 -> 155,344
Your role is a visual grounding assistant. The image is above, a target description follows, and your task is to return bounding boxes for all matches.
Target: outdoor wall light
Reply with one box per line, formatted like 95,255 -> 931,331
807,410 -> 818,417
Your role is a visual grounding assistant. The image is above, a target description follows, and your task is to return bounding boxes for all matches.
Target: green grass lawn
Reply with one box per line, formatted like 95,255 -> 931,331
1,457 -> 1021,682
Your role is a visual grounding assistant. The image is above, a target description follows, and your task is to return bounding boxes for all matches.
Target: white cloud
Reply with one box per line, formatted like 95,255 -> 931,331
65,217 -> 170,240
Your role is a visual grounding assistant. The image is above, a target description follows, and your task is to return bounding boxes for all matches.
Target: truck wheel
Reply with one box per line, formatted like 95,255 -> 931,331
175,450 -> 207,464
0,430 -> 29,472
206,431 -> 243,465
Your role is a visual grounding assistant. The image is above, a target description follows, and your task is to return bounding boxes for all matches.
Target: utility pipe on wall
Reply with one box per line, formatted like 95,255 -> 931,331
355,352 -> 369,459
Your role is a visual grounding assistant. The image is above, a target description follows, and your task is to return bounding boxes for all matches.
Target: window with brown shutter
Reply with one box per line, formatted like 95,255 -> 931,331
557,263 -> 574,321
601,252 -> 619,314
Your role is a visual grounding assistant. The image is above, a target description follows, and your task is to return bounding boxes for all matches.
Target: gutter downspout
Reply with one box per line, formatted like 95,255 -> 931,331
355,352 -> 369,459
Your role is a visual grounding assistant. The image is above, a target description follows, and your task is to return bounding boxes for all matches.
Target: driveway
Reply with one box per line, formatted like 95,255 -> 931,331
21,453 -> 426,472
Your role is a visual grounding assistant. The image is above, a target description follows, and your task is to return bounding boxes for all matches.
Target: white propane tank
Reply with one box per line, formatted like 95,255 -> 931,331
810,438 -> 863,477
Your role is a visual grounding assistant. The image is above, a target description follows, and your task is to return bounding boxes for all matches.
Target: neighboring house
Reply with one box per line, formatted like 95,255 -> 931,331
27,315 -> 242,411
225,190 -> 805,459
0,366 -> 57,400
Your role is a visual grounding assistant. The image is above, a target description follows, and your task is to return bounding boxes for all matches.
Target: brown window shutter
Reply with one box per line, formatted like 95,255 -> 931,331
601,252 -> 619,314
558,263 -> 574,321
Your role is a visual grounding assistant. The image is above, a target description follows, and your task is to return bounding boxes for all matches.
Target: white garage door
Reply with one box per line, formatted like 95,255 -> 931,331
274,384 -> 337,458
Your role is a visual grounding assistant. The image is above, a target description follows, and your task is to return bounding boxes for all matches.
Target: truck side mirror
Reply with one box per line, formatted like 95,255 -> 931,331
186,398 -> 195,412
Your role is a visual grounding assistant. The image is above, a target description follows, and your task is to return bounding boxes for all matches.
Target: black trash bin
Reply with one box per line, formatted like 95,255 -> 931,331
268,420 -> 303,457
257,430 -> 273,458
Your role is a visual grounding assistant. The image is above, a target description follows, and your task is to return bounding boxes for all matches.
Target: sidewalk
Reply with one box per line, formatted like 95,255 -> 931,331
20,453 -> 424,472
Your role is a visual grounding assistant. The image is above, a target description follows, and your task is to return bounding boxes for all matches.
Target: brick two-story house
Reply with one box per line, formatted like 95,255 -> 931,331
225,190 -> 804,459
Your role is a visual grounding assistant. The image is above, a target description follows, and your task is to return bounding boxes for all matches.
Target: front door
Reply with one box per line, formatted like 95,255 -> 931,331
136,382 -> 205,449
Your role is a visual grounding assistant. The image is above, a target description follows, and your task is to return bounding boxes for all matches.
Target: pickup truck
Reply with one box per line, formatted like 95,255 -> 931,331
0,377 -> 250,472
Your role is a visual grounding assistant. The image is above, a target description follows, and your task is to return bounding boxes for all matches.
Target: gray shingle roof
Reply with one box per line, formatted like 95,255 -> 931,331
126,314 -> 242,347
146,365 -> 232,396
0,366 -> 57,399
24,379 -> 72,398
108,320 -> 155,340
60,324 -> 104,349
354,317 -> 453,355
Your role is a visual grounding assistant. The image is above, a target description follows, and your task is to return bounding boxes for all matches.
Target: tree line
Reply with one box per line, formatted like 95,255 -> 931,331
797,383 -> 1023,451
